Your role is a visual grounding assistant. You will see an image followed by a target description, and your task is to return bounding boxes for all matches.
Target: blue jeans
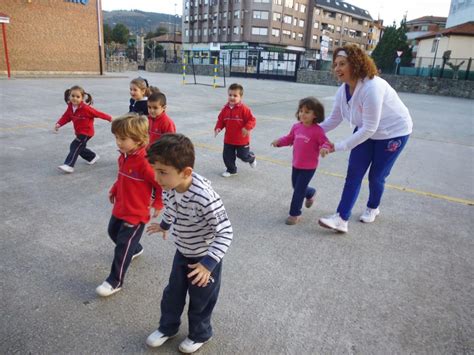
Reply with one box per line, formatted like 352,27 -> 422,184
223,143 -> 255,174
158,251 -> 222,343
290,167 -> 316,217
337,135 -> 409,220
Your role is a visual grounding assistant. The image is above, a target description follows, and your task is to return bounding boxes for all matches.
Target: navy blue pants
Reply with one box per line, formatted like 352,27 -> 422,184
290,167 -> 316,217
64,134 -> 96,167
337,135 -> 409,220
158,251 -> 222,343
106,215 -> 144,288
223,143 -> 255,174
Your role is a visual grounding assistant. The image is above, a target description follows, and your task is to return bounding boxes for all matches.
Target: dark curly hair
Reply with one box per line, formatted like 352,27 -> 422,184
332,44 -> 378,80
295,97 -> 325,124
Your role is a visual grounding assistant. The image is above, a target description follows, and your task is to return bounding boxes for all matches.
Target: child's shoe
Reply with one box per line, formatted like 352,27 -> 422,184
132,247 -> 144,260
146,330 -> 176,348
305,196 -> 315,208
285,215 -> 300,225
318,213 -> 348,233
359,207 -> 380,223
250,157 -> 257,168
58,164 -> 74,173
222,171 -> 237,178
86,154 -> 100,165
95,281 -> 121,297
178,337 -> 208,354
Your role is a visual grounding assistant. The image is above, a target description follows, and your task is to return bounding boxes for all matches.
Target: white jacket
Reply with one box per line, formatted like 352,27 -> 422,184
320,76 -> 413,151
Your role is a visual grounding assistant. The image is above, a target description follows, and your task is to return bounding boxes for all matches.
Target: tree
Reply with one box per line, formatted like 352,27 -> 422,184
145,27 -> 168,40
112,23 -> 130,44
103,23 -> 112,44
372,21 -> 412,73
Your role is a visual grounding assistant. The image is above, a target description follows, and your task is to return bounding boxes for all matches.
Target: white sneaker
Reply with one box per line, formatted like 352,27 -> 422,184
146,330 -> 176,348
95,281 -> 121,297
58,164 -> 74,173
131,248 -> 144,260
178,337 -> 208,354
221,171 -> 237,178
250,158 -> 257,168
318,213 -> 348,233
86,154 -> 100,165
360,207 -> 380,223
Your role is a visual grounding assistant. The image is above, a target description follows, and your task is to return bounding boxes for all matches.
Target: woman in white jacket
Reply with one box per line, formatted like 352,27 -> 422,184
318,45 -> 413,233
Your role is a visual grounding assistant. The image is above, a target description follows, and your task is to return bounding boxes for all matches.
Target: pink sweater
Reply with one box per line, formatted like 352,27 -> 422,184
277,122 -> 329,169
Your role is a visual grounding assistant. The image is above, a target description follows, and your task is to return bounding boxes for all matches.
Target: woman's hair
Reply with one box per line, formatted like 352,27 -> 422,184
147,133 -> 195,171
295,97 -> 325,124
148,92 -> 167,107
130,77 -> 160,97
111,113 -> 149,148
64,85 -> 93,105
332,44 -> 379,80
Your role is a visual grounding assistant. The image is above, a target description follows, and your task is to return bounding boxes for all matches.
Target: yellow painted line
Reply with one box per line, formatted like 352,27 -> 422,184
193,142 -> 474,206
0,123 -> 49,131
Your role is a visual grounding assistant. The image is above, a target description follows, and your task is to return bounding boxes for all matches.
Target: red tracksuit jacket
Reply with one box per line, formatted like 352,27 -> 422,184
56,102 -> 112,137
148,112 -> 176,145
214,102 -> 256,145
109,147 -> 163,225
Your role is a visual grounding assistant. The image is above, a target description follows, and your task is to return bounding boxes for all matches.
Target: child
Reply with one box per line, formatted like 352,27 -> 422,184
271,97 -> 330,225
147,92 -> 176,145
214,83 -> 257,177
54,85 -> 112,173
95,113 -> 163,297
129,77 -> 160,116
145,133 -> 233,354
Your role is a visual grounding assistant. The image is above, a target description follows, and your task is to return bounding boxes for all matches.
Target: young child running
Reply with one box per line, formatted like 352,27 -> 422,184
147,92 -> 176,145
214,83 -> 257,177
96,113 -> 163,297
145,133 -> 233,354
271,97 -> 331,225
54,85 -> 112,173
129,77 -> 160,116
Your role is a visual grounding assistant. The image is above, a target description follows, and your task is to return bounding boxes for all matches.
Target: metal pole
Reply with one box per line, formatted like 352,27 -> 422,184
1,23 -> 11,79
96,0 -> 103,75
174,3 -> 177,63
430,36 -> 440,78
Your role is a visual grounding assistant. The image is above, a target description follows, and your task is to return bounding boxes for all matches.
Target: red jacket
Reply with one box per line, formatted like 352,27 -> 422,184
148,112 -> 176,145
214,102 -> 256,145
56,102 -> 112,137
109,147 -> 163,225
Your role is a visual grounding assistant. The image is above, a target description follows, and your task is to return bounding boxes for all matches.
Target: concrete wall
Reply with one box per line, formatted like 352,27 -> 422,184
417,35 -> 474,68
1,0 -> 103,75
297,69 -> 474,99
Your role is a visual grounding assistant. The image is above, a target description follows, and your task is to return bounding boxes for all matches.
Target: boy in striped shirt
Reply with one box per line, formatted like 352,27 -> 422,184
145,133 -> 233,354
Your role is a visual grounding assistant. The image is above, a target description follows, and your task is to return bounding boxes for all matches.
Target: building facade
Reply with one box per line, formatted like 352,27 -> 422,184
405,16 -> 447,65
1,0 -> 105,76
182,0 -> 373,69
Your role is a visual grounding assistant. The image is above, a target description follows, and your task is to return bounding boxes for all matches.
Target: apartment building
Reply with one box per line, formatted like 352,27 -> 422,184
182,0 -> 373,70
367,20 -> 384,55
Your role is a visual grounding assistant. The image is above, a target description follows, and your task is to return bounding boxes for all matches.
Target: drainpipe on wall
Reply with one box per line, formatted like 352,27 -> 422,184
96,0 -> 104,75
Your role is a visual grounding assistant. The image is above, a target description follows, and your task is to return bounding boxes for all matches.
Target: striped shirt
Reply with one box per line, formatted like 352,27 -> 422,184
159,172 -> 233,271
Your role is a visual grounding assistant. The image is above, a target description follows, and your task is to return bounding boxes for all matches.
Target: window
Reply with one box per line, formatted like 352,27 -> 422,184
233,26 -> 239,34
293,18 -> 297,26
272,28 -> 280,36
300,4 -> 306,12
431,39 -> 439,52
283,15 -> 292,24
313,21 -> 319,29
252,27 -> 268,35
299,19 -> 305,27
185,1 -> 190,9
315,9 -> 320,15
223,11 -> 227,18
185,15 -> 190,22
282,29 -> 291,37
312,35 -> 318,42
292,32 -> 296,39
203,28 -> 208,35
344,15 -> 349,23
273,12 -> 281,21
274,0 -> 282,4
297,33 -> 303,41
336,25 -> 341,32
254,0 -> 270,2
234,10 -> 240,19
421,25 -> 429,31
253,10 -> 269,20
204,13 -> 208,19
185,29 -> 189,36
294,3 -> 298,11
285,0 -> 294,8
213,27 -> 217,34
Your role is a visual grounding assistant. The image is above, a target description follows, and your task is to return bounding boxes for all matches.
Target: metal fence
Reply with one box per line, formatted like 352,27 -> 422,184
399,56 -> 473,80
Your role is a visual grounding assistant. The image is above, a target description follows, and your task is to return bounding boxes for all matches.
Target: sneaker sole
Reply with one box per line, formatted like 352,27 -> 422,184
146,333 -> 178,347
318,220 -> 347,233
132,249 -> 144,260
360,211 -> 380,223
57,166 -> 73,173
178,338 -> 210,354
96,286 -> 122,297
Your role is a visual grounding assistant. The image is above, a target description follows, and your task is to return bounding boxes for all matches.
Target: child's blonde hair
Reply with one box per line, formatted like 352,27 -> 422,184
130,77 -> 160,98
111,113 -> 149,148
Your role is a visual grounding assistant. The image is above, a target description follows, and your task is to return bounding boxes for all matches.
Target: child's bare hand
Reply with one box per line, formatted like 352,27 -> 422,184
271,139 -> 279,147
54,124 -> 60,133
108,192 -> 115,204
320,142 -> 335,157
152,207 -> 161,218
214,128 -> 221,137
241,127 -> 249,137
147,223 -> 168,240
187,263 -> 211,287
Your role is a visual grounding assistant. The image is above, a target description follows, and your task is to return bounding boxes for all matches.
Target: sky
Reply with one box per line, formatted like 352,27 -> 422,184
101,0 -> 452,26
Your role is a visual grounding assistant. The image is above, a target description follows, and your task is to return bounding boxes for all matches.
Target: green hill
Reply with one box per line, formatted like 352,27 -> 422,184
103,10 -> 181,34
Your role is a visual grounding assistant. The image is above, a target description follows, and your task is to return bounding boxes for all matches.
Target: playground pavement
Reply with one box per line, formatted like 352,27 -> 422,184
1,72 -> 473,354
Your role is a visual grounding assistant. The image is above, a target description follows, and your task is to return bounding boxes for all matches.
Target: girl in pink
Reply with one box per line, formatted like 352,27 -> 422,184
271,97 -> 331,225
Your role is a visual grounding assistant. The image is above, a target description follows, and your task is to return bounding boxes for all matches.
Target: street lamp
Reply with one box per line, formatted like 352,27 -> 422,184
430,34 -> 442,78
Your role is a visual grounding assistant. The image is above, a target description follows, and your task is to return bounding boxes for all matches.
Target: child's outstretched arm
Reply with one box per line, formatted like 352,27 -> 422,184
55,106 -> 73,131
85,105 -> 112,122
214,108 -> 226,137
274,125 -> 296,147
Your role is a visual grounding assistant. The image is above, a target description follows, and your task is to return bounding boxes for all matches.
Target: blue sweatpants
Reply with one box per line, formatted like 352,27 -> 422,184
290,167 -> 316,217
158,250 -> 222,343
337,135 -> 409,221
64,134 -> 96,167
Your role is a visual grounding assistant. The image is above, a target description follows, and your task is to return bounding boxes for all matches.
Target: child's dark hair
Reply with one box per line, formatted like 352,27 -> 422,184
228,83 -> 244,96
147,133 -> 195,171
148,92 -> 167,107
64,85 -> 93,105
295,97 -> 325,124
130,77 -> 160,97
111,113 -> 149,148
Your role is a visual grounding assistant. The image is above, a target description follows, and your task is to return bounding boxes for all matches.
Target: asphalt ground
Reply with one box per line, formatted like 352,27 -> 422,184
1,72 -> 473,354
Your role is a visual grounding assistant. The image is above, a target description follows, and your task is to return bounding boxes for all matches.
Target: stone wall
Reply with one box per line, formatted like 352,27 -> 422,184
105,57 -> 138,72
297,70 -> 474,99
